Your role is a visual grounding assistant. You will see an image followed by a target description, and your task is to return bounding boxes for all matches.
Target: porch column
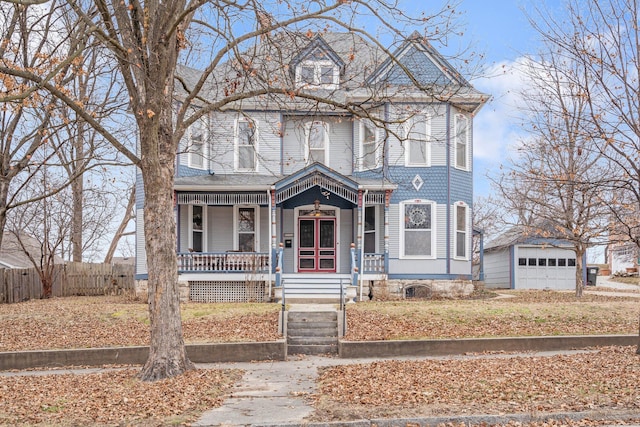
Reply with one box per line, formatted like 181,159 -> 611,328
356,189 -> 363,254
384,190 -> 391,273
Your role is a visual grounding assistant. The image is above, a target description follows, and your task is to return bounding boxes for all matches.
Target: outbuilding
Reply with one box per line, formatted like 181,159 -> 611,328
483,227 -> 580,290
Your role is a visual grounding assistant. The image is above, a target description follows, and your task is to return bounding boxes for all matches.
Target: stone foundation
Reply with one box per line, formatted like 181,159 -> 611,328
370,279 -> 474,300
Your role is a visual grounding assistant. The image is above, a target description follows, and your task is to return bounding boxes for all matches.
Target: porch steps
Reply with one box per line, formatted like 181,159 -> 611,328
279,273 -> 353,303
287,309 -> 338,355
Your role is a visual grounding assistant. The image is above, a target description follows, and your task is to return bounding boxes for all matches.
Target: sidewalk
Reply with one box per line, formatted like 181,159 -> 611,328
192,350 -> 637,427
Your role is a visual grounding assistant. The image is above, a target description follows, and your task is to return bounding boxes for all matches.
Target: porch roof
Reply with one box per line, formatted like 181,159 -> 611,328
175,174 -> 277,191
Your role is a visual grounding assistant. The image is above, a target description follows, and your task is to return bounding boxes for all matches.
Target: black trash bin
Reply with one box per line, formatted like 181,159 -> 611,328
586,266 -> 599,286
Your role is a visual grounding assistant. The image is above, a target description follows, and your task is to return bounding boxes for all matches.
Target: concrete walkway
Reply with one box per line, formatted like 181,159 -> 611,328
193,350 -> 639,427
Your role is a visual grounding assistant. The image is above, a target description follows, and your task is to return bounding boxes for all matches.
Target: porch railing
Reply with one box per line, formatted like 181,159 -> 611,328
362,253 -> 385,274
177,252 -> 270,273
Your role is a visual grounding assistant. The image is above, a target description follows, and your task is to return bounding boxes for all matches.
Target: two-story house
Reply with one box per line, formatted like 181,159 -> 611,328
134,31 -> 487,302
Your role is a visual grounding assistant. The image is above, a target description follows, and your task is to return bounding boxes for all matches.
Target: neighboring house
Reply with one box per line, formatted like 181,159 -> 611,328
135,32 -> 487,302
607,242 -> 639,275
483,226 -> 581,290
0,232 -> 64,269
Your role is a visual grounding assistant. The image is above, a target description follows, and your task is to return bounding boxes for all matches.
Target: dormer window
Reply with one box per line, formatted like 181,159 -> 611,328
296,60 -> 339,89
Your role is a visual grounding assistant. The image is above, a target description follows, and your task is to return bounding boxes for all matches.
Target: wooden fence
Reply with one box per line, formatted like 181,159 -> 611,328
0,262 -> 135,304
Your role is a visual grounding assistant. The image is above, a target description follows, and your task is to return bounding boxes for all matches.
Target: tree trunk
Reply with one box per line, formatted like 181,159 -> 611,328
575,247 -> 584,298
104,186 -> 135,264
138,130 -> 194,381
71,171 -> 83,262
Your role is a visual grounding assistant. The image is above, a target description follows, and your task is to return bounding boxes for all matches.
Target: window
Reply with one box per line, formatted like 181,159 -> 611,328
401,200 -> 435,258
305,121 -> 329,165
405,113 -> 431,166
235,207 -> 258,252
539,258 -> 547,266
296,60 -> 338,88
558,258 -> 567,267
528,258 -> 537,266
455,114 -> 469,170
518,258 -> 527,266
568,258 -> 576,267
360,120 -> 380,170
364,206 -> 377,253
548,258 -> 557,267
188,118 -> 207,169
235,118 -> 257,171
454,203 -> 468,259
190,205 -> 206,252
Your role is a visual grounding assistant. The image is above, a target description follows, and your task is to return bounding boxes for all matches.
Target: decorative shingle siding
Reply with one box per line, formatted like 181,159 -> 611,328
385,46 -> 452,86
386,166 -> 449,205
449,168 -> 473,205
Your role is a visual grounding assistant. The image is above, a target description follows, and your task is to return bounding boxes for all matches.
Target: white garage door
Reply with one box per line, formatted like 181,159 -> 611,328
515,246 -> 577,290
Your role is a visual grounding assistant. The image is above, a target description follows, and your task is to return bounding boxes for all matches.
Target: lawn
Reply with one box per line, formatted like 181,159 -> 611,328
0,289 -> 638,351
345,290 -> 640,341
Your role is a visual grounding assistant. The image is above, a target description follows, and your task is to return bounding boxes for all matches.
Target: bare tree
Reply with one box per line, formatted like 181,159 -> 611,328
529,0 -> 640,267
491,49 -> 610,297
2,0 -> 475,380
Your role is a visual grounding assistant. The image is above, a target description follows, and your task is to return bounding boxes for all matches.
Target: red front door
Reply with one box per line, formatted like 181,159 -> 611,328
298,217 -> 336,272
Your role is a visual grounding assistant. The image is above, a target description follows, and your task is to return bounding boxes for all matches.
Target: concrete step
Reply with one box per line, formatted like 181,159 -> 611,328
287,336 -> 338,346
288,312 -> 337,322
287,321 -> 337,331
287,327 -> 337,338
288,344 -> 337,355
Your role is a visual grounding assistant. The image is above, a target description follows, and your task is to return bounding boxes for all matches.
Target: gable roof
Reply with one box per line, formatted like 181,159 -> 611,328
0,232 -> 65,269
176,31 -> 488,113
289,34 -> 346,77
485,224 -> 575,252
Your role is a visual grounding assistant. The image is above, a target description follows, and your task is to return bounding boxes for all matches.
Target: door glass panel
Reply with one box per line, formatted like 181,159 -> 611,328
319,220 -> 335,248
300,258 -> 315,269
299,220 -> 315,248
300,250 -> 315,256
319,259 -> 335,269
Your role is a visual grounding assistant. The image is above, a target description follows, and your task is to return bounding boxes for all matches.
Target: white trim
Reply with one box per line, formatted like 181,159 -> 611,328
234,117 -> 259,172
188,205 -> 207,252
294,204 -> 341,272
454,113 -> 470,171
363,205 -> 379,253
295,60 -> 339,89
187,117 -> 208,169
359,119 -> 382,170
453,201 -> 469,260
399,199 -> 436,259
304,121 -> 330,166
404,113 -> 431,167
233,205 -> 260,251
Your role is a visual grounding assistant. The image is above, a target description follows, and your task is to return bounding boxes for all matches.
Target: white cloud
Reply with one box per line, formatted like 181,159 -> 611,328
473,58 -> 530,162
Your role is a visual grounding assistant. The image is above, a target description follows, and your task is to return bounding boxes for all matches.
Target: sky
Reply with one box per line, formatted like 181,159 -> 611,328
451,0 -> 544,197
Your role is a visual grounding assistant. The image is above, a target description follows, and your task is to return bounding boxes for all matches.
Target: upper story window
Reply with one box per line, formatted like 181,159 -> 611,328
455,114 -> 469,170
296,60 -> 339,89
404,113 -> 431,167
359,120 -> 382,170
305,121 -> 329,165
400,199 -> 436,259
188,118 -> 207,169
235,118 -> 258,172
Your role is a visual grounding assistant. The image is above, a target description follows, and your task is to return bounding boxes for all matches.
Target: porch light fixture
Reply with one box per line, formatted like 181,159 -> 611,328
314,199 -> 321,216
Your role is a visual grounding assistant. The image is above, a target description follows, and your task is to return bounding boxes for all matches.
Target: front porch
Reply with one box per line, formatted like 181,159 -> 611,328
177,248 -> 386,302
174,163 -> 393,303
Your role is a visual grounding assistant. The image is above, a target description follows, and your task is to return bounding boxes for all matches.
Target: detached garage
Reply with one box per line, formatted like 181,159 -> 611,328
483,227 -> 580,290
